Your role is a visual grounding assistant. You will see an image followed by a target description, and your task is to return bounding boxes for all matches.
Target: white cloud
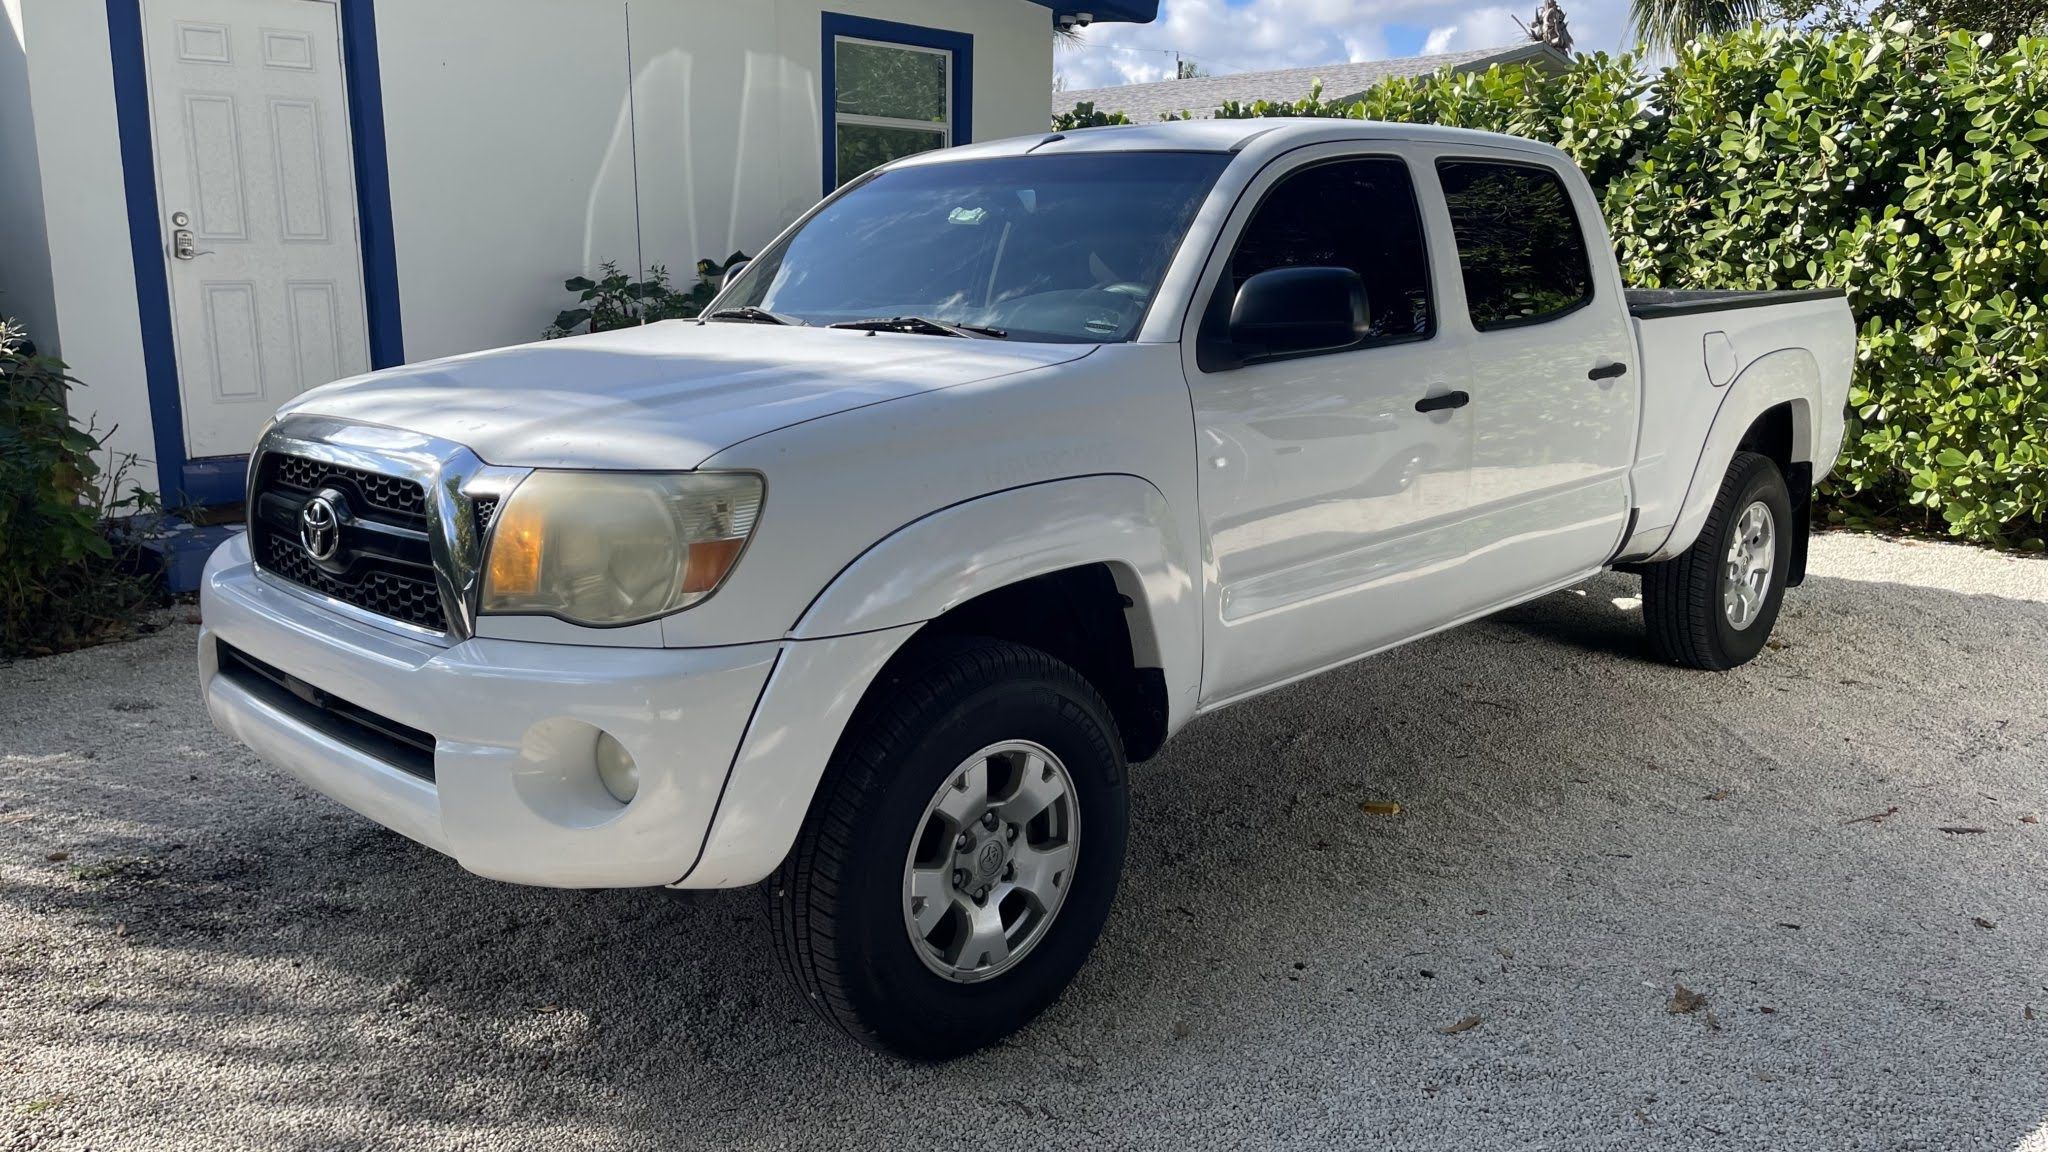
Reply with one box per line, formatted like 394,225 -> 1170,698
1055,0 -> 1638,92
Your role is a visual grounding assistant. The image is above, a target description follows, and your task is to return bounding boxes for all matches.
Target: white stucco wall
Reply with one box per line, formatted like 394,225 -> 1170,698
0,0 -> 59,351
377,0 -> 1054,361
8,0 -> 160,496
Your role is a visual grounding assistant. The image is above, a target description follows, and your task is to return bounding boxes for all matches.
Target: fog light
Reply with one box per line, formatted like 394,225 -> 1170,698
594,731 -> 639,804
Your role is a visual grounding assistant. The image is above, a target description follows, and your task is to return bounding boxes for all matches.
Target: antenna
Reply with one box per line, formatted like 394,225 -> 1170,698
624,1 -> 648,322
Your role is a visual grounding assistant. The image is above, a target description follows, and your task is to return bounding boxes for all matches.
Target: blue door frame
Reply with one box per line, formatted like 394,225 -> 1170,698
106,0 -> 403,509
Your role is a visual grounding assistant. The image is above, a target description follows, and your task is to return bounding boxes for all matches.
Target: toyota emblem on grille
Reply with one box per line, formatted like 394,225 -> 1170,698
298,493 -> 343,562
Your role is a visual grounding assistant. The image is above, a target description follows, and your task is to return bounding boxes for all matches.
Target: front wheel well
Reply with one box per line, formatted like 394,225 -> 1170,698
890,565 -> 1169,764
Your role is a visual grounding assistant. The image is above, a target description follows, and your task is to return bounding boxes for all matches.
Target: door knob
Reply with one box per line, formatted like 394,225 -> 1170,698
1588,361 -> 1628,381
169,211 -> 211,260
1414,390 -> 1470,413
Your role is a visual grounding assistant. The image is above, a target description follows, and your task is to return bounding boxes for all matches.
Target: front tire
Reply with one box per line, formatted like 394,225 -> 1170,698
1640,450 -> 1794,670
770,637 -> 1129,1060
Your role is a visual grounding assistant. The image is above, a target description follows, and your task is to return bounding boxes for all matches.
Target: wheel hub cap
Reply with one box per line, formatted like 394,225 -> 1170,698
902,740 -> 1079,983
1722,500 -> 1776,631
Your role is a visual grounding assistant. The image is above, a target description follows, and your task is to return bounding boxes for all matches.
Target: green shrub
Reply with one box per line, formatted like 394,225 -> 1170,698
1612,25 -> 2048,545
1051,100 -> 1133,132
545,253 -> 749,338
1,320 -> 159,658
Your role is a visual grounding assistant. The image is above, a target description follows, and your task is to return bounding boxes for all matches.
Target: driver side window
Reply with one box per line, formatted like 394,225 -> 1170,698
1227,156 -> 1434,346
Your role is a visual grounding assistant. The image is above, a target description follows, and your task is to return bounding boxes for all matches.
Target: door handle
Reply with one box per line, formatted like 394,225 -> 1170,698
1414,390 -> 1469,413
1588,361 -> 1628,381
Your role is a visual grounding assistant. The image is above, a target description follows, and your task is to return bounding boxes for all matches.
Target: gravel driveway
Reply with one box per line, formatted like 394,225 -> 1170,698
4,533 -> 2045,1151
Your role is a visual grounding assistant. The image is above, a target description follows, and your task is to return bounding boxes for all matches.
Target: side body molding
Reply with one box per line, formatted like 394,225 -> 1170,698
1649,347 -> 1820,562
793,474 -> 1202,722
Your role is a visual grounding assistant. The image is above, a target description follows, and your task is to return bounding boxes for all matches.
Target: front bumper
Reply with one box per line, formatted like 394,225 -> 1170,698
198,533 -> 779,888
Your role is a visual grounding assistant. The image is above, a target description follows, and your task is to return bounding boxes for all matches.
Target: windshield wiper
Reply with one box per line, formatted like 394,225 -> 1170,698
703,306 -> 801,326
828,315 -> 1008,340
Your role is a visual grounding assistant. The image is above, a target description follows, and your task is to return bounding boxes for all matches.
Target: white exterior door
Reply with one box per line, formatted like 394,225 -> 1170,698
144,0 -> 368,460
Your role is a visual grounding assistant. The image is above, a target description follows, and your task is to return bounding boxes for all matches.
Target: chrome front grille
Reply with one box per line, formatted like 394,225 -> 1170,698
251,452 -> 447,632
247,417 -> 527,642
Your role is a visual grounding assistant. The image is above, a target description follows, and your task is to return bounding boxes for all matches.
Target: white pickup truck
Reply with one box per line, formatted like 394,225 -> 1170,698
199,120 -> 1854,1058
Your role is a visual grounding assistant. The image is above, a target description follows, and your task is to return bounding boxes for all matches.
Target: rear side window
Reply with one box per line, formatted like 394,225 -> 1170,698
1436,159 -> 1593,330
1228,157 -> 1433,344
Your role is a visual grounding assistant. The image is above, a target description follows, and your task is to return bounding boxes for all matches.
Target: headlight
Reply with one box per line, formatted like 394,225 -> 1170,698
479,471 -> 762,626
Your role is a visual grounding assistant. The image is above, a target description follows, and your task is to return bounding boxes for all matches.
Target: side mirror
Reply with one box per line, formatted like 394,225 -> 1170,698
1227,266 -> 1369,361
721,259 -> 750,289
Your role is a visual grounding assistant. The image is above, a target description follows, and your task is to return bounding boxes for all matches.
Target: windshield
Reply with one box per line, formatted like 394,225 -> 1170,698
719,152 -> 1232,343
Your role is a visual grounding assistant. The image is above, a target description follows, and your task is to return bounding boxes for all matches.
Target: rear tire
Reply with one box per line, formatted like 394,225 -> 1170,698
770,636 -> 1129,1060
1640,451 -> 1794,670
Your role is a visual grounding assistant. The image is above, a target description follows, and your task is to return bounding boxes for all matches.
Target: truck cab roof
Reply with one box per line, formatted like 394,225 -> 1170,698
898,117 -> 1575,168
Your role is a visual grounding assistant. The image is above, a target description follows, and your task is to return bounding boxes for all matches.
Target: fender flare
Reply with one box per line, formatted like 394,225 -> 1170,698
676,475 -> 1201,889
791,473 -> 1201,721
1648,347 -> 1820,562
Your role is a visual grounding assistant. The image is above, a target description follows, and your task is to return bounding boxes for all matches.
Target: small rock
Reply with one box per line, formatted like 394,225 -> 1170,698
1359,801 -> 1403,816
1172,1021 -> 1191,1039
1668,984 -> 1708,1015
46,851 -> 69,863
1974,917 -> 1998,930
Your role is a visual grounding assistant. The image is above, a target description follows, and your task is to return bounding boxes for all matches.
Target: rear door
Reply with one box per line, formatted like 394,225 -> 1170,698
1421,152 -> 1638,599
1180,143 -> 1482,704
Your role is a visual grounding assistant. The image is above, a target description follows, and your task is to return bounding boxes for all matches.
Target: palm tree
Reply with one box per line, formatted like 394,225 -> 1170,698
1628,0 -> 1770,51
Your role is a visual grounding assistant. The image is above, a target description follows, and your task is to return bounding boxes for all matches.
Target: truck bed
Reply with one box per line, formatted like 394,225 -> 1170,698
1626,287 -> 1847,319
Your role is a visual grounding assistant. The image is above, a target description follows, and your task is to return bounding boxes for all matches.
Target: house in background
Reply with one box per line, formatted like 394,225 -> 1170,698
0,0 -> 1157,533
1054,42 -> 1569,122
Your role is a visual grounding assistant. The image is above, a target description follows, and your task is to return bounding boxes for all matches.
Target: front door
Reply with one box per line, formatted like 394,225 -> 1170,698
144,0 -> 369,461
1181,145 -> 1483,704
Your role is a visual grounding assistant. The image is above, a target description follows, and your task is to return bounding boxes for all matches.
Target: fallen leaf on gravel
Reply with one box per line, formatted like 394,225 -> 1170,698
1765,637 -> 1789,650
113,922 -> 125,937
45,851 -> 68,862
1419,969 -> 1436,979
1705,1010 -> 1723,1031
1668,985 -> 1708,1015
1470,909 -> 1490,916
0,812 -> 32,824
1938,826 -> 1988,835
1172,1021 -> 1190,1039
2023,815 -> 2040,825
1359,801 -> 1403,816
1843,807 -> 1899,826
76,994 -> 109,1015
1758,1006 -> 1777,1014
1777,922 -> 1802,930
1440,1015 -> 1481,1034
1974,917 -> 1998,930
1704,789 -> 1730,801
2026,1006 -> 2036,1021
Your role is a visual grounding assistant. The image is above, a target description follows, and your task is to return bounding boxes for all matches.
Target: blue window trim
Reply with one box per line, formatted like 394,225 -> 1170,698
105,0 -> 402,508
819,12 -> 972,196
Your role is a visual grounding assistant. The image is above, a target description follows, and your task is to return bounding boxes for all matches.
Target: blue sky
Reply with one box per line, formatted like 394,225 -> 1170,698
1055,0 -> 1634,89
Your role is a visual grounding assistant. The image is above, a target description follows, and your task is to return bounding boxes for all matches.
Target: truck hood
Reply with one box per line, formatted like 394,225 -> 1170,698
280,321 -> 1092,470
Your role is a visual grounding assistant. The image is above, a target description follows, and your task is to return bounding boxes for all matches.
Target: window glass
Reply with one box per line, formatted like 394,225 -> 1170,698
838,123 -> 947,186
1436,160 -> 1593,329
835,39 -> 947,121
724,152 -> 1232,343
1228,157 -> 1433,344
834,38 -> 951,186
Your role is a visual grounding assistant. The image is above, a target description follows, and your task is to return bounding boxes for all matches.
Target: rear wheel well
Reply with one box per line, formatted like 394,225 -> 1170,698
891,565 -> 1169,763
1735,402 -> 1813,586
